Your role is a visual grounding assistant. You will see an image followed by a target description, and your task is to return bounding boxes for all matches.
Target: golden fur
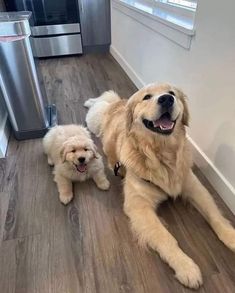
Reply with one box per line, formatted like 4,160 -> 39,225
85,83 -> 235,289
43,124 -> 110,205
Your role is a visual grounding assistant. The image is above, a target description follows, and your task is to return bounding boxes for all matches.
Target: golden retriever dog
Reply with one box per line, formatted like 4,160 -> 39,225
43,124 -> 110,205
84,83 -> 235,289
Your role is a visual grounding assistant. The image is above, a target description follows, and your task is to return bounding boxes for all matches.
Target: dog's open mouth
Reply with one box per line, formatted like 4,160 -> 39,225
143,112 -> 176,135
74,163 -> 87,173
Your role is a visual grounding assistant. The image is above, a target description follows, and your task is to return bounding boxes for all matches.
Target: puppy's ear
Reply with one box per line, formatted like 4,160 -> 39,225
181,96 -> 190,126
60,144 -> 67,163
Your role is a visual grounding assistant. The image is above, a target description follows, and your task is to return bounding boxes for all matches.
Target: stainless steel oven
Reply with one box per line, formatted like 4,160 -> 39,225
5,0 -> 83,57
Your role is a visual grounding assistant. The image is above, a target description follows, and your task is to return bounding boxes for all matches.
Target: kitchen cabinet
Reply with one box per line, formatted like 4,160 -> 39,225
78,0 -> 111,52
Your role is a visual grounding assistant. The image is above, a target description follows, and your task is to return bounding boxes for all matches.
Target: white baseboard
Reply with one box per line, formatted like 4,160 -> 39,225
0,114 -> 10,158
110,45 -> 235,214
188,137 -> 235,214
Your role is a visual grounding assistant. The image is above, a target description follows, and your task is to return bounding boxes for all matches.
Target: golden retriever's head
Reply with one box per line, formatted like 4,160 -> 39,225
126,83 -> 189,136
60,135 -> 98,173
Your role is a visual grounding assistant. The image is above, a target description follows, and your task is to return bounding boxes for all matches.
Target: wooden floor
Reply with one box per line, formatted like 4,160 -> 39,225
1,53 -> 235,293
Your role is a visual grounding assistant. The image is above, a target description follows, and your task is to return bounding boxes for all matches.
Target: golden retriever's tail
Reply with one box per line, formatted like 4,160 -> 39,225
84,91 -> 120,137
84,90 -> 120,108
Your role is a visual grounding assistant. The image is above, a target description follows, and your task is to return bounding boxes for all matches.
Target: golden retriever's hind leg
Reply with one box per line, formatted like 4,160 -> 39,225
183,170 -> 235,251
124,193 -> 202,289
93,170 -> 110,191
54,174 -> 73,205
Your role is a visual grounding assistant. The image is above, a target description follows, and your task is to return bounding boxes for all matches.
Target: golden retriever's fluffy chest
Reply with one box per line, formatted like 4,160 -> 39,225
122,138 -> 192,198
150,153 -> 186,197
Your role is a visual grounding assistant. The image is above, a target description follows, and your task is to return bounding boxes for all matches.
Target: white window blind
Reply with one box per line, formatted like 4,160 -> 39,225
156,0 -> 197,10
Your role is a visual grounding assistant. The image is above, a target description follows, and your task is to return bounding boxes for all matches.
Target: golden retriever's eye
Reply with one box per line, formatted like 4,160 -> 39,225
71,149 -> 76,153
84,148 -> 88,152
168,91 -> 175,96
143,94 -> 152,101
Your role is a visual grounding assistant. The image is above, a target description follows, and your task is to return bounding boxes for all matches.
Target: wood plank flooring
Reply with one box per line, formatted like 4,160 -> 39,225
0,53 -> 235,292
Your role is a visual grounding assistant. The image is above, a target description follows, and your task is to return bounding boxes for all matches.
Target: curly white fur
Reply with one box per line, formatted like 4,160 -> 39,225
43,124 -> 110,204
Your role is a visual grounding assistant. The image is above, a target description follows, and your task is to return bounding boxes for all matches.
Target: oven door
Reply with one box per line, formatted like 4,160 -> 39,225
6,0 -> 80,26
5,0 -> 83,57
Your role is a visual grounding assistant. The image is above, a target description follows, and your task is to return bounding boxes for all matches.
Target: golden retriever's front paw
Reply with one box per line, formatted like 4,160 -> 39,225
175,259 -> 203,289
218,226 -> 235,252
59,193 -> 73,205
97,178 -> 110,191
47,157 -> 54,166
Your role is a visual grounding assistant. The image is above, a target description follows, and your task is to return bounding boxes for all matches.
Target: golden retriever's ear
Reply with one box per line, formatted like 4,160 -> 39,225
126,91 -> 140,131
126,99 -> 135,132
182,96 -> 190,126
126,106 -> 133,131
177,89 -> 190,126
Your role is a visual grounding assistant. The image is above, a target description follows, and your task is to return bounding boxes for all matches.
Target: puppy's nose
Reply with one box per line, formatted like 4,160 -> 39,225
78,157 -> 85,163
158,94 -> 174,108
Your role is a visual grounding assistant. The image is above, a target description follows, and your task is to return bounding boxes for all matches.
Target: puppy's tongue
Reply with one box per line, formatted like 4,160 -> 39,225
153,115 -> 174,130
76,164 -> 87,173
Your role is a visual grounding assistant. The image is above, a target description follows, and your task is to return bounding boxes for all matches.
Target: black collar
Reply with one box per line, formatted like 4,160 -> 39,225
114,162 -> 122,176
114,161 -> 151,184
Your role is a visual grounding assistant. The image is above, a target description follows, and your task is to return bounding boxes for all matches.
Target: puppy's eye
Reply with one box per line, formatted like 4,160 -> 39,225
84,148 -> 88,152
71,149 -> 76,153
168,91 -> 175,96
143,94 -> 152,101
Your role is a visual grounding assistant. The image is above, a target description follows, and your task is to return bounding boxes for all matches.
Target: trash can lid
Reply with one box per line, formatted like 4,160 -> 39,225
0,11 -> 32,37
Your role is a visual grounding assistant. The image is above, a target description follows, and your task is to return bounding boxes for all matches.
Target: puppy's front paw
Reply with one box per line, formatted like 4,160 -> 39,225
59,193 -> 73,205
175,258 -> 203,289
97,178 -> 110,191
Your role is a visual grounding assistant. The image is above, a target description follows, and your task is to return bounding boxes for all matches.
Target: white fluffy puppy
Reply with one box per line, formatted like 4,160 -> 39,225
84,91 -> 120,136
43,124 -> 110,205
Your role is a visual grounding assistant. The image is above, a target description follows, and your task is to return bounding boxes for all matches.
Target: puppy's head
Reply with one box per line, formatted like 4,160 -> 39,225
126,83 -> 189,136
60,135 -> 98,173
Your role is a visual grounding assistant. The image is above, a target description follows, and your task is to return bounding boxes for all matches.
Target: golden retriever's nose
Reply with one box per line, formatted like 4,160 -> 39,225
158,94 -> 174,108
78,157 -> 85,163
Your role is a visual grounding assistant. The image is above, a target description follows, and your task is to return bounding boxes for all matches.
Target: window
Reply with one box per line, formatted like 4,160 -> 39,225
152,0 -> 197,19
113,0 -> 197,48
157,0 -> 197,10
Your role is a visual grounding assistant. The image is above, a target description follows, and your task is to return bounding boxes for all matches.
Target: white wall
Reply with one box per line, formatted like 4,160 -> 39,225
111,0 -> 235,212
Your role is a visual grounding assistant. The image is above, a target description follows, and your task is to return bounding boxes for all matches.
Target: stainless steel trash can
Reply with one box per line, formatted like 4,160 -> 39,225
0,11 -> 56,140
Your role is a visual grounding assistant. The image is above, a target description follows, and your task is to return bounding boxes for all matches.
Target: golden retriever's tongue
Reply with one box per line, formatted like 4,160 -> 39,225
77,164 -> 87,172
153,116 -> 174,130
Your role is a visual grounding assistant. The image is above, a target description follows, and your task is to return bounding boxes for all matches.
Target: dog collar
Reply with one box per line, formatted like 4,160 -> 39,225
114,161 -> 151,184
114,161 -> 122,176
